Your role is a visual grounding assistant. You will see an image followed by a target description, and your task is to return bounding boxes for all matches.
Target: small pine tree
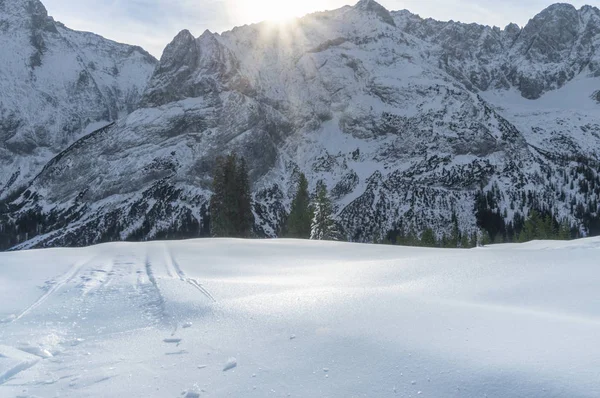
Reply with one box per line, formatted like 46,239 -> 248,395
519,209 -> 540,243
480,230 -> 492,246
398,228 -> 418,247
558,219 -> 571,240
310,183 -> 339,241
449,223 -> 459,248
470,231 -> 478,248
286,173 -> 312,239
421,228 -> 437,247
460,231 -> 470,248
493,233 -> 504,244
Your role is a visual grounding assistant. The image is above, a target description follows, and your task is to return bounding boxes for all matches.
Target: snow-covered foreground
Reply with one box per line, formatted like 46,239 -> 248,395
1,239 -> 599,397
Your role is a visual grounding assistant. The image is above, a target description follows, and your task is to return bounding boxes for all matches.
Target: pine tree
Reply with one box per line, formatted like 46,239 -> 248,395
310,183 -> 339,241
210,156 -> 230,237
480,230 -> 492,246
235,157 -> 255,237
448,211 -> 460,248
519,209 -> 540,242
558,219 -> 572,240
286,173 -> 312,239
209,154 -> 254,238
420,228 -> 437,247
223,153 -> 240,235
460,231 -> 470,248
470,231 -> 478,248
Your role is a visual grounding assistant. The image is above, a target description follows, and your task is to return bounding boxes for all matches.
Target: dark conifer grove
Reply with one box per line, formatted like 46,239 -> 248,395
209,154 -> 255,238
285,173 -> 312,239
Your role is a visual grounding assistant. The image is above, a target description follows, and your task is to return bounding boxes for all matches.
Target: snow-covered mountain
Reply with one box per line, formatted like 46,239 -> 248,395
0,0 -> 157,200
2,0 -> 600,249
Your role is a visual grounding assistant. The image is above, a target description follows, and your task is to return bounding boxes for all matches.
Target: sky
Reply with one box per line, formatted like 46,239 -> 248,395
42,0 -> 591,58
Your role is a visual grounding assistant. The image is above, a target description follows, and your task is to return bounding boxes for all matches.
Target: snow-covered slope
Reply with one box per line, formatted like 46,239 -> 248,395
1,238 -> 600,397
394,3 -> 600,99
1,1 -> 600,248
0,0 -> 157,199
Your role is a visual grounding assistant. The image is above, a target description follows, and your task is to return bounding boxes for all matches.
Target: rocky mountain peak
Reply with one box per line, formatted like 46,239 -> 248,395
140,27 -> 239,108
159,29 -> 196,62
520,2 -> 580,52
537,2 -> 578,16
504,22 -> 521,34
508,2 -> 582,95
0,0 -> 56,32
580,5 -> 600,16
141,30 -> 200,107
354,0 -> 396,26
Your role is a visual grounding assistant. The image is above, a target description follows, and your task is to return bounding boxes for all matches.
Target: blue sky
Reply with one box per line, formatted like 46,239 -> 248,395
43,0 -> 590,58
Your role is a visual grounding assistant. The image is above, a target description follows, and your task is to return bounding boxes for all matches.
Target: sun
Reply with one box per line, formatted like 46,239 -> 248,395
227,0 -> 324,25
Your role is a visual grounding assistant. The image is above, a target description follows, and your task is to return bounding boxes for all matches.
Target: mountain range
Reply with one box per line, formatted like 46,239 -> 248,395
1,0 -> 600,249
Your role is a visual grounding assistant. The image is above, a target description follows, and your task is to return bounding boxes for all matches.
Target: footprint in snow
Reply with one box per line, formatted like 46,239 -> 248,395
223,357 -> 237,372
165,350 -> 188,356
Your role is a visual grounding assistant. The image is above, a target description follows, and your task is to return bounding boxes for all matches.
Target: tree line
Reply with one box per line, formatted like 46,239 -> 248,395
210,154 -> 581,246
209,154 -> 340,241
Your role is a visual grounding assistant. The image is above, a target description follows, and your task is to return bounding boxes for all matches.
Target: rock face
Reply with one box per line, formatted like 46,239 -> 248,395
0,0 -> 157,199
1,1 -> 600,249
394,3 -> 600,99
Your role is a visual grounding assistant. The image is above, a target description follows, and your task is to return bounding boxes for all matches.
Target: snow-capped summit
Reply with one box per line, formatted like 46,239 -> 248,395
0,0 -> 157,199
353,0 -> 396,26
1,0 -> 55,30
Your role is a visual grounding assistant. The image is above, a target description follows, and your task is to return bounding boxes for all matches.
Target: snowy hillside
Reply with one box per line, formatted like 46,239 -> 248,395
1,238 -> 599,397
0,0 -> 157,199
2,0 -> 600,249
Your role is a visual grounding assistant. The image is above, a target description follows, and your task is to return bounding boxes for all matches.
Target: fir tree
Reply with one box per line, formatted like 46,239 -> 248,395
480,230 -> 492,246
210,156 -> 231,237
460,231 -> 470,248
310,182 -> 339,241
470,231 -> 478,248
235,157 -> 255,237
421,228 -> 437,247
286,173 -> 312,239
519,209 -> 541,242
558,219 -> 572,240
209,154 -> 254,238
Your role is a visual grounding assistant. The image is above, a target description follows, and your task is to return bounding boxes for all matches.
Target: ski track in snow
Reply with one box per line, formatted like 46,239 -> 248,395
0,245 -> 215,389
143,252 -> 168,324
163,244 -> 216,303
12,255 -> 98,322
79,258 -> 115,296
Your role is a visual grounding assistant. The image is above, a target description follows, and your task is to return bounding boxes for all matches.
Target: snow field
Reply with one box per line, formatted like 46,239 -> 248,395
0,238 -> 599,397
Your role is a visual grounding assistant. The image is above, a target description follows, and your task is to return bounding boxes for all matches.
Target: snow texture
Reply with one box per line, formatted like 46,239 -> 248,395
0,238 -> 599,397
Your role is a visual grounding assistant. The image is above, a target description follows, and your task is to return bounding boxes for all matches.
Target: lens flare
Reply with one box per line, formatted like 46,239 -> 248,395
227,0 -> 327,24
